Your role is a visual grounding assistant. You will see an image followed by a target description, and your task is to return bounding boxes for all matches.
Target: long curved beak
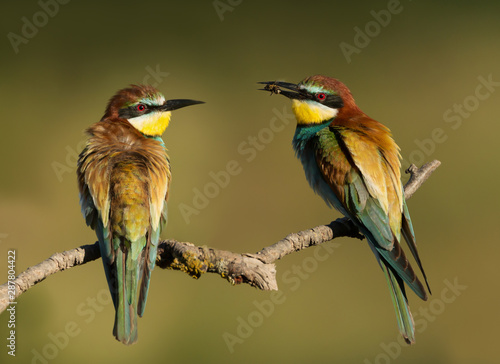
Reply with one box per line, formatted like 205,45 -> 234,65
258,81 -> 305,100
161,99 -> 205,111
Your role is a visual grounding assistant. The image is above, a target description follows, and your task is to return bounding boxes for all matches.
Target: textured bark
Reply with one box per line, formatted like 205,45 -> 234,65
0,161 -> 440,314
404,160 -> 441,198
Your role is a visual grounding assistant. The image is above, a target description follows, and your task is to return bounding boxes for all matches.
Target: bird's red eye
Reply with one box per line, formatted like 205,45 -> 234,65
137,104 -> 146,111
316,93 -> 326,101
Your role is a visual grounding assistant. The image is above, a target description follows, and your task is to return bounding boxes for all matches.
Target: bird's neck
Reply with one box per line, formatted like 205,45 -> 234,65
292,122 -> 330,154
144,134 -> 165,146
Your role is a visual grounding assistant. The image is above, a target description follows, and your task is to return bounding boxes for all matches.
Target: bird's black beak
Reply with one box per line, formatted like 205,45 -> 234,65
258,80 -> 344,109
161,99 -> 205,111
258,81 -> 305,100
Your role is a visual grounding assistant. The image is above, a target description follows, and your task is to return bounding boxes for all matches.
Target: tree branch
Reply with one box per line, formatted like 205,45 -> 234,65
0,161 -> 440,314
404,160 -> 441,198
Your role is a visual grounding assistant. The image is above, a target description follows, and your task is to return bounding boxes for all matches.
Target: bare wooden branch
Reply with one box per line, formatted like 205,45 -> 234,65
0,244 -> 100,313
249,160 -> 441,264
0,160 -> 440,314
404,160 -> 441,198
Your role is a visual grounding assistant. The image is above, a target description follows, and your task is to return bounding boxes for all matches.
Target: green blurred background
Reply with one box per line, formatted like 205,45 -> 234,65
1,0 -> 499,363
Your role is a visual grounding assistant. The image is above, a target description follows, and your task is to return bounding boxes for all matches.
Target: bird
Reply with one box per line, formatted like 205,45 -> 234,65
77,84 -> 203,345
258,75 -> 431,344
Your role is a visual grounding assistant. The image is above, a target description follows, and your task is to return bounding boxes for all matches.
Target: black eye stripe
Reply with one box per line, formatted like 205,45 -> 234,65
299,89 -> 344,109
118,104 -> 156,119
129,104 -> 153,114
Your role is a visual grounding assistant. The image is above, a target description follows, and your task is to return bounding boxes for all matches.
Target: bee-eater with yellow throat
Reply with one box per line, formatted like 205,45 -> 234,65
77,85 -> 203,345
259,75 -> 431,344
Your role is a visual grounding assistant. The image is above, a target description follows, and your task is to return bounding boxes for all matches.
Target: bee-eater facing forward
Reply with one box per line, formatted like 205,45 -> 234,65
259,75 -> 431,344
77,85 -> 203,345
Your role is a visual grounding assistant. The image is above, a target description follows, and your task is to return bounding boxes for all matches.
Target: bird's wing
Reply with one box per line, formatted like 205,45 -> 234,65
315,126 -> 397,250
77,137 -> 120,316
315,126 -> 428,300
341,127 -> 431,294
340,127 -> 402,249
401,199 -> 431,293
137,143 -> 171,316
77,141 -> 113,257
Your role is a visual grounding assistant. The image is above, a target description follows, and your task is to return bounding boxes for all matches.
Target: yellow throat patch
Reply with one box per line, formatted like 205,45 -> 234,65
291,99 -> 339,125
128,111 -> 172,136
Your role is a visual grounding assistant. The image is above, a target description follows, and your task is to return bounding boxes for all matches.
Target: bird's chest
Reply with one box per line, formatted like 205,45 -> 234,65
292,126 -> 349,215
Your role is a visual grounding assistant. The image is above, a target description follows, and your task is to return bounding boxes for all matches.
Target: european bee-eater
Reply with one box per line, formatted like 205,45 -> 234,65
77,85 -> 203,345
259,75 -> 430,344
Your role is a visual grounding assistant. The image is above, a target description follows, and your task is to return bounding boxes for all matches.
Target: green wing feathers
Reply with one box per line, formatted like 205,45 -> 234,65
138,225 -> 161,317
346,172 -> 394,249
401,201 -> 432,294
314,125 -> 430,342
376,240 -> 427,300
345,172 -> 428,300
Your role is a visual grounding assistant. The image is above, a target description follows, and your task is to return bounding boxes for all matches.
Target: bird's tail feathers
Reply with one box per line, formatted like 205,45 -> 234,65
377,239 -> 428,301
381,259 -> 415,344
113,239 -> 139,345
